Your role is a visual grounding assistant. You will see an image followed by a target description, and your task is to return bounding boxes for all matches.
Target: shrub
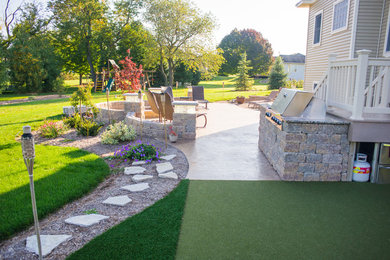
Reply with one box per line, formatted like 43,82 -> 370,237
284,79 -> 304,89
77,119 -> 103,137
113,141 -> 160,163
63,114 -> 82,129
101,122 -> 136,145
70,84 -> 99,118
39,120 -> 66,138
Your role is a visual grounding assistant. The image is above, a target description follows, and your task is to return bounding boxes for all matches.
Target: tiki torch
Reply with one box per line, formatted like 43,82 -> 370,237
21,126 -> 43,260
160,93 -> 167,149
138,89 -> 143,141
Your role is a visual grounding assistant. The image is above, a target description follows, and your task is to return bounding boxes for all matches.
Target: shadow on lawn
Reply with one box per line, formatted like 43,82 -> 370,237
0,142 -> 19,150
63,149 -> 91,158
0,114 -> 63,128
0,157 -> 109,242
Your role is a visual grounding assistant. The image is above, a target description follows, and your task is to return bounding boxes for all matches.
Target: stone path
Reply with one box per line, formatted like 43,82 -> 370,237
174,102 -> 280,180
1,146 -> 188,259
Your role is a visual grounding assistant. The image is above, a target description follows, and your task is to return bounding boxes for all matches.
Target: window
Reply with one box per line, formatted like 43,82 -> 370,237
332,0 -> 349,32
313,11 -> 323,45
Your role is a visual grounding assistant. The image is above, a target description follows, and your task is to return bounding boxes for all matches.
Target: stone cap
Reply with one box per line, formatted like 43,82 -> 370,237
172,101 -> 198,106
123,93 -> 139,97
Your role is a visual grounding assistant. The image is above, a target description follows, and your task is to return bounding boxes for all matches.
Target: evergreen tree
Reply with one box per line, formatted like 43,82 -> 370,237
268,56 -> 287,90
235,52 -> 254,91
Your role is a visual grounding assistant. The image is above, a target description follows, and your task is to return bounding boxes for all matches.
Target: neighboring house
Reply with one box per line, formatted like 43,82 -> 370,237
296,0 -> 390,183
280,53 -> 306,81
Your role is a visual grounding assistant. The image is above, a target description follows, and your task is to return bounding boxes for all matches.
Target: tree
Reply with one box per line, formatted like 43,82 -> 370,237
7,3 -> 62,93
114,49 -> 144,92
235,52 -> 254,91
145,0 -> 221,86
218,28 -> 274,76
49,0 -> 148,87
49,0 -> 109,88
0,35 -> 8,92
174,62 -> 201,86
268,56 -> 287,90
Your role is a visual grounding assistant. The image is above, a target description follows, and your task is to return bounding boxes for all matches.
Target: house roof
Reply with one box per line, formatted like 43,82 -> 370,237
296,0 -> 318,8
280,53 -> 306,64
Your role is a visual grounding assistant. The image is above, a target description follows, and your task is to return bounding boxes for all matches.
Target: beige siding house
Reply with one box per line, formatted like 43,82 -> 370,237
294,0 -> 390,183
298,0 -> 390,89
297,0 -> 390,123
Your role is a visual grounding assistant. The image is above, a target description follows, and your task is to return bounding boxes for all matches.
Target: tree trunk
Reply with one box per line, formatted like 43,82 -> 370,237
159,50 -> 168,86
168,58 -> 174,87
79,74 -> 83,85
86,19 -> 96,89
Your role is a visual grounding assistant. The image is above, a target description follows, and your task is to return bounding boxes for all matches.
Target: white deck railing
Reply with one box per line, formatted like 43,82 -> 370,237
314,50 -> 390,120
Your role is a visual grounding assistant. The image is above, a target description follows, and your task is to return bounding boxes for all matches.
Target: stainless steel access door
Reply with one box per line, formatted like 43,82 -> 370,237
377,143 -> 390,184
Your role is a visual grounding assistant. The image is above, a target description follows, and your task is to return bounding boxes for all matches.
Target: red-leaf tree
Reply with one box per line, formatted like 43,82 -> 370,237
115,49 -> 144,92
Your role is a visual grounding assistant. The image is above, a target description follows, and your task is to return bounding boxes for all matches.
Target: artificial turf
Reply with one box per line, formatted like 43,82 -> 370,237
176,181 -> 390,260
67,180 -> 189,260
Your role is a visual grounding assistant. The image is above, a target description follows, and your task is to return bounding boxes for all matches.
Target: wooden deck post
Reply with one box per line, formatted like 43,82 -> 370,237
351,50 -> 371,120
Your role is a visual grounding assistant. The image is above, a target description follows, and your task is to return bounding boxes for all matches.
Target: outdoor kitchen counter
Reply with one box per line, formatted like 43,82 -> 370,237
258,104 -> 352,182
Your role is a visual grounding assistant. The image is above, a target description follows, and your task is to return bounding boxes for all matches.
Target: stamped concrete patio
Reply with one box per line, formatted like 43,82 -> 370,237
174,102 -> 280,180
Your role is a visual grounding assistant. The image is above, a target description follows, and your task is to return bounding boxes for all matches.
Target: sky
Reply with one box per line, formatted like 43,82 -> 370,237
191,0 -> 309,55
1,0 -> 309,55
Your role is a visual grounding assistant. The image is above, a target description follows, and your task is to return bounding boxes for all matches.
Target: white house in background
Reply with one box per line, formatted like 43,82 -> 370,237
280,53 -> 305,81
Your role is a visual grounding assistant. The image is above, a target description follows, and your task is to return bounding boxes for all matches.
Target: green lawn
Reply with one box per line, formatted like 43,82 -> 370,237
172,75 -> 274,102
0,94 -> 122,241
68,180 -> 189,260
177,181 -> 390,259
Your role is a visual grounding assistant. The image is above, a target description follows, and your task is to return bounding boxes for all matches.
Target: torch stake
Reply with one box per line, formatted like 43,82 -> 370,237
138,89 -> 143,141
22,126 -> 43,260
161,93 -> 167,150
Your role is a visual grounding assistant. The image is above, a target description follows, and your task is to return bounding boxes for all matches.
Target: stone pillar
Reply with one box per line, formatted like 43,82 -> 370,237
172,101 -> 197,140
123,93 -> 144,119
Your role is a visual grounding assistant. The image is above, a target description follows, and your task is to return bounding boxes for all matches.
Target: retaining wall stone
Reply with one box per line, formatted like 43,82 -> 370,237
258,105 -> 351,182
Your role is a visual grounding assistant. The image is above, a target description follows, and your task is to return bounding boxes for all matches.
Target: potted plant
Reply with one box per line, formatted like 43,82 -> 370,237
168,126 -> 178,143
236,96 -> 245,104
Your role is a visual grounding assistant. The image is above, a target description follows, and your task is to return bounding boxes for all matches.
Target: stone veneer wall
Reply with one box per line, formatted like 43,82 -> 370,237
125,115 -> 172,139
98,100 -> 197,140
258,105 -> 351,181
125,112 -> 196,140
172,113 -> 196,139
96,101 -> 126,123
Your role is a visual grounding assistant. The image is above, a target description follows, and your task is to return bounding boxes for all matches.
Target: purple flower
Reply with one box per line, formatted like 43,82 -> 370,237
124,159 -> 127,162
110,164 -> 115,168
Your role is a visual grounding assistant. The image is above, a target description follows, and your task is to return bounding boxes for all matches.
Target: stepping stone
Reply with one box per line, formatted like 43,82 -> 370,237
160,154 -> 176,161
159,171 -> 178,180
65,214 -> 109,227
26,234 -> 72,257
156,162 -> 173,174
102,195 -> 132,206
121,182 -> 150,192
132,160 -> 146,166
132,174 -> 153,182
124,166 -> 146,175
